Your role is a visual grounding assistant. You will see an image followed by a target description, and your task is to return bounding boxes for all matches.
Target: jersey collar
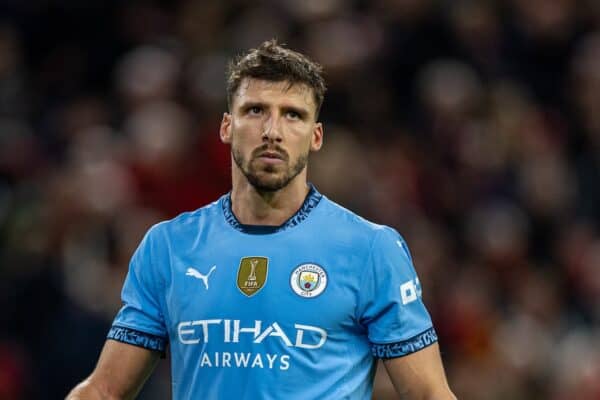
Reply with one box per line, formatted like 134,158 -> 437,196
222,184 -> 323,234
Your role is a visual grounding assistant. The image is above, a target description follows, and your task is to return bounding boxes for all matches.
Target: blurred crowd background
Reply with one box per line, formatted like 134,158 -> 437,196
1,0 -> 599,399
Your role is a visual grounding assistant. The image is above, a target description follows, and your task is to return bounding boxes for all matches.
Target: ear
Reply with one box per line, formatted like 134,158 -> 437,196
310,122 -> 323,152
220,112 -> 232,144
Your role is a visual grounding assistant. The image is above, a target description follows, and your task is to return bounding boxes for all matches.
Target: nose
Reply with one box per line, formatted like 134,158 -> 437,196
262,113 -> 283,143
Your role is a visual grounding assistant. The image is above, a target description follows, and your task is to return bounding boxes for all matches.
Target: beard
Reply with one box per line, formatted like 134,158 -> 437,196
232,143 -> 309,192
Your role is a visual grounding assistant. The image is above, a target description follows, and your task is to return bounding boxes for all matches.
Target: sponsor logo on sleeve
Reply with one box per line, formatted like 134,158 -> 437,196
400,278 -> 422,305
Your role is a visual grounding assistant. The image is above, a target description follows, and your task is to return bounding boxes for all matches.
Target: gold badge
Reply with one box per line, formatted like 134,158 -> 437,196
237,257 -> 268,297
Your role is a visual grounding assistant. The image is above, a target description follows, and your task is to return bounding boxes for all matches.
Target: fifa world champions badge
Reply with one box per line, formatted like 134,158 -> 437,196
237,257 -> 269,297
290,263 -> 328,298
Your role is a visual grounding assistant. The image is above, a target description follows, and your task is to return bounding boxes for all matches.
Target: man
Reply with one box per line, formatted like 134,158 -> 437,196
67,40 -> 456,399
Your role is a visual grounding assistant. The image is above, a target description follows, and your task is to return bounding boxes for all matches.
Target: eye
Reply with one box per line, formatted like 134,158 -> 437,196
248,106 -> 262,115
286,110 -> 301,120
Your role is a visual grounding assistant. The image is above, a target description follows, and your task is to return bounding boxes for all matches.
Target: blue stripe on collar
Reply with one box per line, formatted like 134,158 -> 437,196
222,184 -> 322,234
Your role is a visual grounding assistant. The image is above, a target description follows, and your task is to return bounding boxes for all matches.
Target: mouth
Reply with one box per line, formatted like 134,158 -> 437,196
255,150 -> 286,164
259,151 -> 284,159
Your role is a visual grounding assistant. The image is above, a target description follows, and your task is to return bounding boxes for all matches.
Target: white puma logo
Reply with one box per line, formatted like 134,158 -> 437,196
186,265 -> 216,290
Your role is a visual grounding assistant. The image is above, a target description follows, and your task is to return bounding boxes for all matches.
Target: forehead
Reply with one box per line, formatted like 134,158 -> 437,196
232,78 -> 316,111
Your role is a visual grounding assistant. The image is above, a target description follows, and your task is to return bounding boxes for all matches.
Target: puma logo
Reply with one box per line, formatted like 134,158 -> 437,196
186,265 -> 217,290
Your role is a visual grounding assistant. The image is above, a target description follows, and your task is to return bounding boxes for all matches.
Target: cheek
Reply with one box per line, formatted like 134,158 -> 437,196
296,129 -> 315,151
233,120 -> 261,141
230,124 -> 251,146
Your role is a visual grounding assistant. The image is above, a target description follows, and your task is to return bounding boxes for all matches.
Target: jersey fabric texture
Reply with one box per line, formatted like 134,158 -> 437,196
108,186 -> 437,399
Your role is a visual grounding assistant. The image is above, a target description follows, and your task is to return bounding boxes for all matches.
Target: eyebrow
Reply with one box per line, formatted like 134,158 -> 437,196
238,101 -> 266,111
238,101 -> 311,119
282,105 -> 309,119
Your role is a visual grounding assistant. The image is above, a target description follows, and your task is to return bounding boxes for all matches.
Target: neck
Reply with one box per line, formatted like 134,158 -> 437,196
230,169 -> 310,226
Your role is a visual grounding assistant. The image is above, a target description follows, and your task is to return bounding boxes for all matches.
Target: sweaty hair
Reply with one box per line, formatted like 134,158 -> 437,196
226,39 -> 326,119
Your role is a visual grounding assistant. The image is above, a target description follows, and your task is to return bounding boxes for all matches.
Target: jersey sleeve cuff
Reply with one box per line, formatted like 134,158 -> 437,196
107,325 -> 168,356
371,327 -> 438,359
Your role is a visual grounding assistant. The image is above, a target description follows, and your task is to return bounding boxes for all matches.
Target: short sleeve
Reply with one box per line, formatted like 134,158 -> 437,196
107,225 -> 168,354
358,227 -> 438,359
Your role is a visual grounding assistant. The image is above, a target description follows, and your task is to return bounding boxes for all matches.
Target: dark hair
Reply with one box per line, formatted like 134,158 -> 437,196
226,39 -> 326,119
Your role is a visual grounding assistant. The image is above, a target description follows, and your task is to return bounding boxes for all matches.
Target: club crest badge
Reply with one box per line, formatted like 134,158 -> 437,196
237,257 -> 268,297
290,263 -> 327,298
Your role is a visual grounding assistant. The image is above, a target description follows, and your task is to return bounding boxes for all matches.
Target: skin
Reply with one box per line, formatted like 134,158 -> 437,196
66,78 -> 456,400
383,344 -> 456,399
220,78 -> 323,226
66,340 -> 159,400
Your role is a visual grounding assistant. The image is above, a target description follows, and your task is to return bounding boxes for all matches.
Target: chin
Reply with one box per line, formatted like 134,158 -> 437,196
254,179 -> 288,192
248,173 -> 291,192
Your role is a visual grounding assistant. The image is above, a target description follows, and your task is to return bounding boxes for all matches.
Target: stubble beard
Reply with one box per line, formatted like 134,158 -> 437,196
232,145 -> 309,192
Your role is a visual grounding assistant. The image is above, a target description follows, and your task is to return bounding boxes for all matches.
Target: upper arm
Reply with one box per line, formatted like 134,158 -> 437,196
68,340 -> 160,400
359,228 -> 435,354
68,227 -> 169,400
383,343 -> 456,400
358,228 -> 455,398
113,225 -> 168,340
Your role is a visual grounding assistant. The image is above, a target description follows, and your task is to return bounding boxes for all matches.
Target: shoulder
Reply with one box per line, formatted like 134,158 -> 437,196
145,195 -> 225,239
316,195 -> 403,249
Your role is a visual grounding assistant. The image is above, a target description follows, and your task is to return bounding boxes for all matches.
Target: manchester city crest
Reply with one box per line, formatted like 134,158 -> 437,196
290,263 -> 327,298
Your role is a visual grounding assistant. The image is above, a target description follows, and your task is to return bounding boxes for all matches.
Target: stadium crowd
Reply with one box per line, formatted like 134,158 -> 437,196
0,0 -> 599,399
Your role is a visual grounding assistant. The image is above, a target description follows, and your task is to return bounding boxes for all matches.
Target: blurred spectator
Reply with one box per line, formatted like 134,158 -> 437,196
0,1 -> 598,399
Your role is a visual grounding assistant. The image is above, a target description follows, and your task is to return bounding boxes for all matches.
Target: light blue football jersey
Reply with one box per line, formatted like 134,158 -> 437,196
108,186 -> 437,399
